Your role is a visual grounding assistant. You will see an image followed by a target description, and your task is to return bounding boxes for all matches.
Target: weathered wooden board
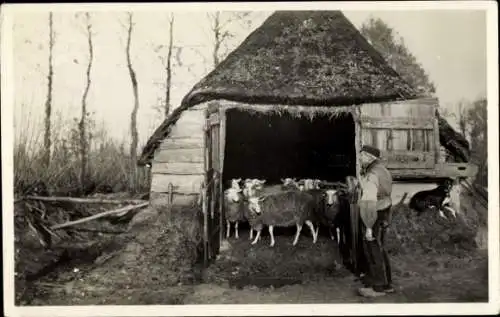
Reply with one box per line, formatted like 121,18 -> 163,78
361,98 -> 437,119
153,148 -> 204,163
149,192 -> 201,208
159,137 -> 204,150
361,128 -> 435,152
151,162 -> 204,175
168,109 -> 206,138
168,123 -> 205,139
360,117 -> 434,129
380,150 -> 436,169
390,163 -> 479,180
151,173 -> 204,194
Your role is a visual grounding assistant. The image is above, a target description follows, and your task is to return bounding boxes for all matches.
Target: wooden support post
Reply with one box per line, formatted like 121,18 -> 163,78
167,182 -> 174,206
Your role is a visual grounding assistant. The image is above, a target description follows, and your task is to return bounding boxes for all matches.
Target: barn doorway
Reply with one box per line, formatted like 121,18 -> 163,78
222,108 -> 357,185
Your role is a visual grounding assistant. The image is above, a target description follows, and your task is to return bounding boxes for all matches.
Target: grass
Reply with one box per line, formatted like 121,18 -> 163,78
14,112 -> 150,196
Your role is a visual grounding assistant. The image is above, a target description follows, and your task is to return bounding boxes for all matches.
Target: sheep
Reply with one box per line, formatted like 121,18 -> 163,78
409,178 -> 455,219
246,190 -> 318,247
224,187 -> 245,239
230,178 -> 242,190
281,178 -> 300,190
306,187 -> 343,242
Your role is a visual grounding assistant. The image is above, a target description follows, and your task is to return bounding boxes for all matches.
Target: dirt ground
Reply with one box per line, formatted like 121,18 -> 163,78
15,189 -> 489,306
20,229 -> 488,306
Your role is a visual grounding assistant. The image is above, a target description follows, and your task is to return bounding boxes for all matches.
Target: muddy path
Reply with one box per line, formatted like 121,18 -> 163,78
17,188 -> 489,306
23,231 -> 488,305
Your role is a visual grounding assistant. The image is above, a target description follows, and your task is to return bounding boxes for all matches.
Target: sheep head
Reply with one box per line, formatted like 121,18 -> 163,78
325,189 -> 339,206
303,179 -> 315,191
225,187 -> 242,202
248,196 -> 266,214
230,178 -> 242,190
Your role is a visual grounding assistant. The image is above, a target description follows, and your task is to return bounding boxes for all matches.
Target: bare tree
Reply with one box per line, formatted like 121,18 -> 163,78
164,13 -> 174,118
125,12 -> 140,194
207,11 -> 253,68
79,12 -> 94,194
43,12 -> 55,168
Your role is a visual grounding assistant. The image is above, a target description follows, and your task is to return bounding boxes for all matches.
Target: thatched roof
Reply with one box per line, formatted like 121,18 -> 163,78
138,11 -> 419,166
138,10 -> 469,166
182,10 -> 417,108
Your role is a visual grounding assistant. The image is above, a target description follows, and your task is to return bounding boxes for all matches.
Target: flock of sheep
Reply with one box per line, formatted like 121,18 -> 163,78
223,177 -> 353,247
223,175 -> 462,248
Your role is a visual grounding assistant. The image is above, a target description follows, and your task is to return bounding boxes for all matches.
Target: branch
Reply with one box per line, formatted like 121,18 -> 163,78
23,195 -> 147,204
51,202 -> 149,230
164,12 -> 174,118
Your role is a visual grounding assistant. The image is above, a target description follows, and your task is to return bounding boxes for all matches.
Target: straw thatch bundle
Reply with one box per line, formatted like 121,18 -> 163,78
138,10 -> 417,166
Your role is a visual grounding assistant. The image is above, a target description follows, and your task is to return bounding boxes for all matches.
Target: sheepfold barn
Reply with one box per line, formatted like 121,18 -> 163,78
138,11 -> 477,266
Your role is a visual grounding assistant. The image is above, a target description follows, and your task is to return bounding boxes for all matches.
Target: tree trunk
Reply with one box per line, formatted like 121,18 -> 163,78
43,12 -> 54,168
126,12 -> 140,194
80,13 -> 93,194
212,11 -> 221,68
165,13 -> 174,118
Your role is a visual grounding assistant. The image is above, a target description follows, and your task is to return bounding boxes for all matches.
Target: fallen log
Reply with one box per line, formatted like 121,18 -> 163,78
51,202 -> 149,230
65,227 -> 127,234
24,195 -> 147,205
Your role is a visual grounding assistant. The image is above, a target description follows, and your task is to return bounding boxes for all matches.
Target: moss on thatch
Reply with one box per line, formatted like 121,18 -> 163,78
183,11 -> 417,108
137,11 -> 417,166
138,11 -> 470,168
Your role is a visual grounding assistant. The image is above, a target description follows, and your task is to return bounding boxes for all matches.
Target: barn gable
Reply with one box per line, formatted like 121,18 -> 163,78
139,10 -> 473,196
139,10 -> 419,167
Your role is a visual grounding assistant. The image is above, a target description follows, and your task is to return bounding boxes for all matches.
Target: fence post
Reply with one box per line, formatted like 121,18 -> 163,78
168,182 -> 174,206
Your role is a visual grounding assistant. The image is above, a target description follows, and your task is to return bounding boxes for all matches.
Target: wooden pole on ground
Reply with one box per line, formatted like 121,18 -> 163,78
23,196 -> 147,205
50,202 -> 149,230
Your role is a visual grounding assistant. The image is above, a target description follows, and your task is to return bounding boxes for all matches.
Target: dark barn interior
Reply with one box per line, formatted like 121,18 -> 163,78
223,108 -> 357,186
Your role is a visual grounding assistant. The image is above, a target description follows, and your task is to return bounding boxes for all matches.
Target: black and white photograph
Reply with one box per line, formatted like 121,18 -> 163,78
2,1 -> 498,316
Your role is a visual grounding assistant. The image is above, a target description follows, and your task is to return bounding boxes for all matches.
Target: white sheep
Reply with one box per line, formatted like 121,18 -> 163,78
224,187 -> 244,239
230,178 -> 242,191
246,190 -> 318,247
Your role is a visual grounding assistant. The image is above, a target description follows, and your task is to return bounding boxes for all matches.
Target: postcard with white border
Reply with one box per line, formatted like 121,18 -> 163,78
2,1 -> 499,316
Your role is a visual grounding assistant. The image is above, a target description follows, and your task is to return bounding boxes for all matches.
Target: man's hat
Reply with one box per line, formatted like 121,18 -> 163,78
361,145 -> 381,159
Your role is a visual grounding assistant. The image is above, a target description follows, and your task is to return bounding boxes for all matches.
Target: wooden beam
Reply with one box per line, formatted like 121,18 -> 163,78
151,162 -> 204,175
433,117 -> 441,163
158,137 -> 204,150
360,117 -> 434,129
51,202 -> 149,230
23,196 -> 147,204
153,148 -> 204,163
389,163 -> 479,180
151,173 -> 204,194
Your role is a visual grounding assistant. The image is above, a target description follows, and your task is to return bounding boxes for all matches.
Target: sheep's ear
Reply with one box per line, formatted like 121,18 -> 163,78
280,178 -> 285,183
258,196 -> 266,202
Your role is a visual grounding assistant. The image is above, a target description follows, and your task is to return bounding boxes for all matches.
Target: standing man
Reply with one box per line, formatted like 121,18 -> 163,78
357,145 -> 394,297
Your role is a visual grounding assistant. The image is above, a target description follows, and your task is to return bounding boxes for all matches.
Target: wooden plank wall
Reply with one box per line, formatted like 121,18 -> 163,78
151,104 -> 207,195
360,99 -> 439,169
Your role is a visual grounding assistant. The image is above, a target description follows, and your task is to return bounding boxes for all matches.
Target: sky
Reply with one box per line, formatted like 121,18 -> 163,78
9,8 -> 488,149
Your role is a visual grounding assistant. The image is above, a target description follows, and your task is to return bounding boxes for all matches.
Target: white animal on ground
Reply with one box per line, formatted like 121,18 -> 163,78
246,190 -> 317,247
442,178 -> 461,218
224,187 -> 244,239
